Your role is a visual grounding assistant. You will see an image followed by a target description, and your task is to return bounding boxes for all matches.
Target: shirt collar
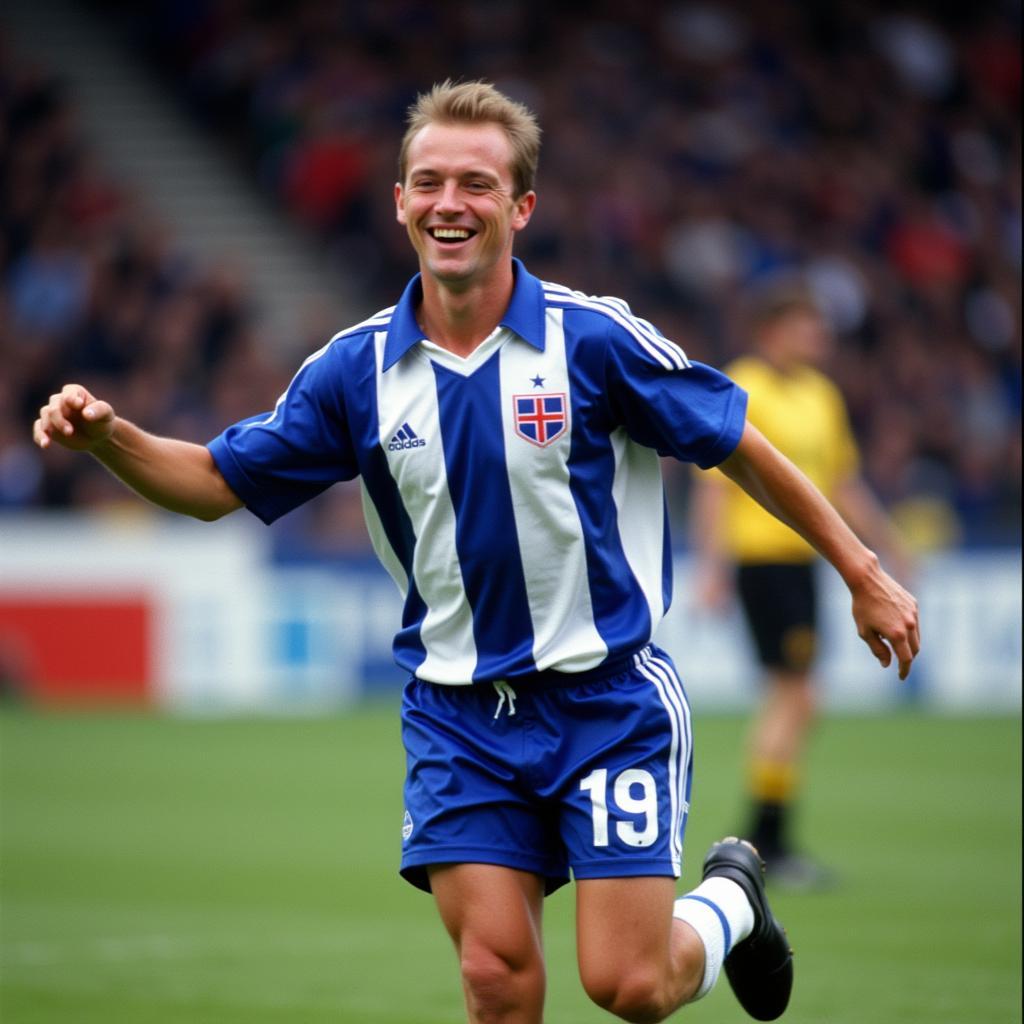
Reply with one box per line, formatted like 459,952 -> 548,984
382,257 -> 546,370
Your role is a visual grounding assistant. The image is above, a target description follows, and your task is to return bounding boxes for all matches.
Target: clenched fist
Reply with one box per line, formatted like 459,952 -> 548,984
33,384 -> 116,453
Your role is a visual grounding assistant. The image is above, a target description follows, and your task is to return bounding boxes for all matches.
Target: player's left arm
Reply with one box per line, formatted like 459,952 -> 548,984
717,421 -> 920,678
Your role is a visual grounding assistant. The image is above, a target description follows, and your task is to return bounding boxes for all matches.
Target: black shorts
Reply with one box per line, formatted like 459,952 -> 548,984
736,563 -> 818,673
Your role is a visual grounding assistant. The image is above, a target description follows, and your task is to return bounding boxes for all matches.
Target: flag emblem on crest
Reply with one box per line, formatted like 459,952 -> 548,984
513,393 -> 568,447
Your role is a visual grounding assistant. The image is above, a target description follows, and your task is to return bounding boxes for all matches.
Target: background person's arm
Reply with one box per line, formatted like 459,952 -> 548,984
717,422 -> 920,678
688,469 -> 734,613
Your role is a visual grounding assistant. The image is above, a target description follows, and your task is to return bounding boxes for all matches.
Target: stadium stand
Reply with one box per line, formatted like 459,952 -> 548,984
3,0 -> 1020,551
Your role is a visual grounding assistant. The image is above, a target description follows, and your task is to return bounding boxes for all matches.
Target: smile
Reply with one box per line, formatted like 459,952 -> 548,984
428,227 -> 476,242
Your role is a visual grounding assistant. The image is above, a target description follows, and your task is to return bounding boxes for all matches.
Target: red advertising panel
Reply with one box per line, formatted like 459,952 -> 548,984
0,596 -> 153,704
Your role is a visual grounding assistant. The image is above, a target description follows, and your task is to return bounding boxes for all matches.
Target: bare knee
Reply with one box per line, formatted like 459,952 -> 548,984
460,941 -> 544,1020
582,965 -> 673,1024
461,945 -> 517,1009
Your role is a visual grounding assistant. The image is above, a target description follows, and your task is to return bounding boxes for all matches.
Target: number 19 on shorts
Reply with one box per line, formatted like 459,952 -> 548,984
580,768 -> 659,848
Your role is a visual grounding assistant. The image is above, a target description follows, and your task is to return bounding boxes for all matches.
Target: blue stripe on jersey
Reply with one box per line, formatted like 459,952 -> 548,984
361,445 -> 428,674
562,325 -> 654,654
340,329 -> 429,674
432,355 -> 536,680
566,434 -> 654,654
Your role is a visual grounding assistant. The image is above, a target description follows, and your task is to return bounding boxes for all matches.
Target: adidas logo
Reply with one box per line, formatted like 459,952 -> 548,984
388,422 -> 426,451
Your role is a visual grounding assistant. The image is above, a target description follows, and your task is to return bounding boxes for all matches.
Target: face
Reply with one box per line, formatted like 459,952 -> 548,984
764,309 -> 832,367
395,121 -> 535,290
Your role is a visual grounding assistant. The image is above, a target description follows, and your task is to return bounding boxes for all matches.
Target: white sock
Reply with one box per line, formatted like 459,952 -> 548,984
673,878 -> 756,1000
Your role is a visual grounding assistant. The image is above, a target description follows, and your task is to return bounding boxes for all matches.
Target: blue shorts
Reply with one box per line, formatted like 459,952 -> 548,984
399,645 -> 693,895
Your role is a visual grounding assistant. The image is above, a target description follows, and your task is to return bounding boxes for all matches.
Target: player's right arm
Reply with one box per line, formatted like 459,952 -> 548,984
33,384 -> 243,521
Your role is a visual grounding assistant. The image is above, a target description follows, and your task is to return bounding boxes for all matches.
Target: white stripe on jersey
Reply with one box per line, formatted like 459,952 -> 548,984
542,283 -> 690,371
328,307 -> 396,345
373,332 -> 477,684
637,654 -> 692,871
360,478 -> 407,595
610,427 -> 667,631
255,308 -> 396,429
599,295 -> 691,368
498,310 -> 608,672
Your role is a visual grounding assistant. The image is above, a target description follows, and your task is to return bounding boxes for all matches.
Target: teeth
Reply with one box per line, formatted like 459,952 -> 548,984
433,228 -> 471,240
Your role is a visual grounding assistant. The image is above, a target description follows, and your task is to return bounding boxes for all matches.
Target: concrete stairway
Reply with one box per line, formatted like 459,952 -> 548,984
4,0 -> 356,347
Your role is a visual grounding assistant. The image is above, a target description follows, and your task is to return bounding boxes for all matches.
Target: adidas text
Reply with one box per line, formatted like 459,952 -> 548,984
388,421 -> 425,451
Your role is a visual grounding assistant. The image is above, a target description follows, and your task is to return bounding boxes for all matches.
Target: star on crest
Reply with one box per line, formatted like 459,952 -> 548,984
530,374 -> 546,388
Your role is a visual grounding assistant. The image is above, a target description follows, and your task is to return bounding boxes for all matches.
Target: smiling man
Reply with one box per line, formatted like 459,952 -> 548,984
34,81 -> 919,1024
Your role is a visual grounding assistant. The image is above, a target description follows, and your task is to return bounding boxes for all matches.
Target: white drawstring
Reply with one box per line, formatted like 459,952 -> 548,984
492,680 -> 518,719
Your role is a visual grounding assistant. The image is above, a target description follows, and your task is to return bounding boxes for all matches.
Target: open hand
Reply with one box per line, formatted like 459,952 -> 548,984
850,560 -> 921,680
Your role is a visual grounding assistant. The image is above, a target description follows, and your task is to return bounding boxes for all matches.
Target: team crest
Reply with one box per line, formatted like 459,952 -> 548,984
513,393 -> 568,447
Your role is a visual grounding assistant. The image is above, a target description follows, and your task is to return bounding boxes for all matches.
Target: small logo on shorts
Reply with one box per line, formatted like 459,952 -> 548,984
402,810 -> 414,841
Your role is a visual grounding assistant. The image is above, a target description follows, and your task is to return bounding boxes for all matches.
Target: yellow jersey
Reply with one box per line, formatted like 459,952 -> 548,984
713,356 -> 860,563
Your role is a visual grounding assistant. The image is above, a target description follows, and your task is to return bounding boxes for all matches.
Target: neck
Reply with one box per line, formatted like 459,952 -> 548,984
417,261 -> 515,358
760,346 -> 800,374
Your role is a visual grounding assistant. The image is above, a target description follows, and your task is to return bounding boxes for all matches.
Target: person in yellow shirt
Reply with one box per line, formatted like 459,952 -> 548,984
692,285 -> 911,889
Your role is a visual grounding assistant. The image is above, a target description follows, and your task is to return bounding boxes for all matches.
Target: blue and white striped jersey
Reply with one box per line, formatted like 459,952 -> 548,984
209,260 -> 747,685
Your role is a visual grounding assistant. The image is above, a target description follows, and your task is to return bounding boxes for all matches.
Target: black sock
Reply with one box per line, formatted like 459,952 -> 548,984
746,800 -> 790,859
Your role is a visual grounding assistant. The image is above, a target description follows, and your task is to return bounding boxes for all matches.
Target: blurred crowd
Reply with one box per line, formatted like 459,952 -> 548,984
3,0 -> 1020,551
0,37 -> 292,518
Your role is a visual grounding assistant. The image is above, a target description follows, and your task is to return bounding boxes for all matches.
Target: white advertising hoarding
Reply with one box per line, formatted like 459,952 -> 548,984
1,515 -> 1019,712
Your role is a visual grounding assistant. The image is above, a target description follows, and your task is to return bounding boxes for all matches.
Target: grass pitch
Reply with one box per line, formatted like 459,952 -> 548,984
1,707 -> 1019,1023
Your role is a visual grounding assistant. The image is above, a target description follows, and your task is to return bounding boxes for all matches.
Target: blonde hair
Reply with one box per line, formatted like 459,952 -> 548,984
398,80 -> 541,198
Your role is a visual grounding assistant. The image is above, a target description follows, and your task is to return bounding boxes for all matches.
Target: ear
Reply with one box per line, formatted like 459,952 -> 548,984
511,190 -> 536,233
394,182 -> 407,226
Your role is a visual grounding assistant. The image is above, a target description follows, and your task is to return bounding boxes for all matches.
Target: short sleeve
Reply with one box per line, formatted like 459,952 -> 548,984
603,320 -> 747,469
208,341 -> 359,524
